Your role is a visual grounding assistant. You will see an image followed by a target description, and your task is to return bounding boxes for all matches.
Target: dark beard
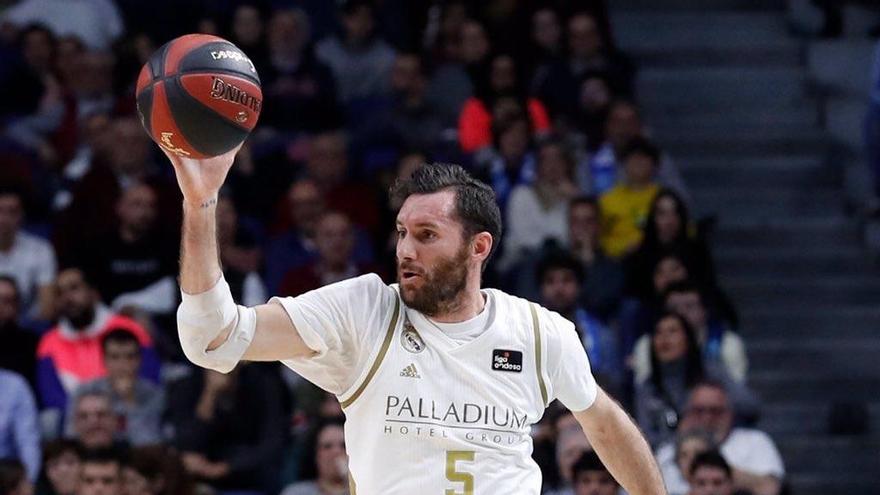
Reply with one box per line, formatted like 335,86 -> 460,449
67,305 -> 96,330
398,246 -> 469,317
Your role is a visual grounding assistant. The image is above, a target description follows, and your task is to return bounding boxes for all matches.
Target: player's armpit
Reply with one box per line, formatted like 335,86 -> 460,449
573,388 -> 667,495
244,303 -> 317,361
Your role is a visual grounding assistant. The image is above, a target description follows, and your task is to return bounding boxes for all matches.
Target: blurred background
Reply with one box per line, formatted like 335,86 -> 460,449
0,0 -> 878,494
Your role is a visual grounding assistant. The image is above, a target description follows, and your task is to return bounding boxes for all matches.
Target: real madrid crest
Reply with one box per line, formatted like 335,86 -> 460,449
401,322 -> 426,354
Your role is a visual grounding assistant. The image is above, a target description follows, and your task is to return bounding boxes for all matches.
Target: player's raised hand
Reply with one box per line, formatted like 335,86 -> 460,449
162,143 -> 243,206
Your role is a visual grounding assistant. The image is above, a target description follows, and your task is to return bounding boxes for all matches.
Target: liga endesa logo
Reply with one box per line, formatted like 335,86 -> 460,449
492,349 -> 523,372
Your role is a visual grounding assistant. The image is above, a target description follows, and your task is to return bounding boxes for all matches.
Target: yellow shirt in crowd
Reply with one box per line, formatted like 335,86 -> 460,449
599,183 -> 660,258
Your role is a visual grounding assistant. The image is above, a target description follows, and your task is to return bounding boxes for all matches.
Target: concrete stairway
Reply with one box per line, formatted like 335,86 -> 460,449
612,2 -> 880,494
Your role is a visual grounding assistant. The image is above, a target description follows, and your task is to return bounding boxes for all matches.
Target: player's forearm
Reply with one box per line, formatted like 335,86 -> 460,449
576,389 -> 666,495
180,199 -> 223,294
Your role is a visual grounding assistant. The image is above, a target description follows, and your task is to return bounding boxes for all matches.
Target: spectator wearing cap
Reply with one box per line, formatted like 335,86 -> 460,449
0,369 -> 41,482
315,0 -> 396,104
0,277 -> 39,390
538,252 -> 621,394
65,329 -> 164,447
36,268 -> 159,419
598,137 -> 661,259
0,186 -> 57,321
656,382 -> 784,495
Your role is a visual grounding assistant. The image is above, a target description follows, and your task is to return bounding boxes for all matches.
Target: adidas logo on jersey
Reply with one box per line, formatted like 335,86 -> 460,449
400,363 -> 421,378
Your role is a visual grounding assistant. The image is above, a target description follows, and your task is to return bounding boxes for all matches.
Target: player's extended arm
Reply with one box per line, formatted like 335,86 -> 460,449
574,387 -> 667,495
166,146 -> 315,371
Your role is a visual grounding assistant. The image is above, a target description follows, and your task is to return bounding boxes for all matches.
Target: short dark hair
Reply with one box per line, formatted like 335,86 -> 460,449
620,136 -> 661,165
101,328 -> 141,353
0,276 -> 21,306
571,451 -> 616,482
0,458 -> 26,494
690,450 -> 732,479
663,280 -> 704,303
570,195 -> 599,212
536,251 -> 584,285
390,163 -> 502,268
80,447 -> 122,468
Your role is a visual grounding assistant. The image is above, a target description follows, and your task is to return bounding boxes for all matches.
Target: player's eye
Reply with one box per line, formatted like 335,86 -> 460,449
397,230 -> 406,238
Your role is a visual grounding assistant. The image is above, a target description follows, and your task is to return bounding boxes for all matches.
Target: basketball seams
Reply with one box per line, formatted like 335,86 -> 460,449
165,75 -> 249,156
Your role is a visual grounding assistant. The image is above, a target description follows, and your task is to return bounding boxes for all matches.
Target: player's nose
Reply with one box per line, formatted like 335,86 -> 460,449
396,233 -> 416,261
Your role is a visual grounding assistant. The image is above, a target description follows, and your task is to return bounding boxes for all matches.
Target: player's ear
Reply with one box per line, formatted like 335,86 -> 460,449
472,231 -> 492,263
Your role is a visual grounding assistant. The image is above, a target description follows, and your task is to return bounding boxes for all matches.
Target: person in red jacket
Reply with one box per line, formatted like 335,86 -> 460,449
458,52 -> 551,153
36,268 -> 159,422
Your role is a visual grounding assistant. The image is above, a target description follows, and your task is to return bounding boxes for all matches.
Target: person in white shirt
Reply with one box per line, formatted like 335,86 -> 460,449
655,382 -> 784,495
165,143 -> 664,494
0,187 -> 56,320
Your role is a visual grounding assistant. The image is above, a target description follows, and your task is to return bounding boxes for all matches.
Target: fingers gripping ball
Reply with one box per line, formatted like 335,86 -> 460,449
135,34 -> 262,159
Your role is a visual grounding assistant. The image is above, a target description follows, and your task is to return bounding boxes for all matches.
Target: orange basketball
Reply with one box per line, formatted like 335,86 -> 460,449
135,34 -> 262,159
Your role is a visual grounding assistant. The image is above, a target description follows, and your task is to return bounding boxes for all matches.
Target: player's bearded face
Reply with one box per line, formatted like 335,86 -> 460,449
398,242 -> 470,316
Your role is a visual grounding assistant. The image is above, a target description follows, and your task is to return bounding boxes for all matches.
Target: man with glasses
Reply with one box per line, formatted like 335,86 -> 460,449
655,382 -> 784,495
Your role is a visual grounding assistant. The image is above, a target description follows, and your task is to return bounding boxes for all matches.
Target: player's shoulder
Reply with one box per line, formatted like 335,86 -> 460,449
488,290 -> 576,339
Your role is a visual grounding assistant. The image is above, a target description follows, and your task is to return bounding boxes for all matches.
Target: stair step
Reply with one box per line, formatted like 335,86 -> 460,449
649,105 -> 819,131
807,40 -> 875,96
778,437 -> 880,474
712,217 -> 858,246
759,403 -> 880,436
611,0 -> 785,10
789,475 -> 880,495
739,307 -> 880,338
661,129 -> 830,157
638,68 -> 807,105
748,341 -> 880,376
693,187 -> 841,217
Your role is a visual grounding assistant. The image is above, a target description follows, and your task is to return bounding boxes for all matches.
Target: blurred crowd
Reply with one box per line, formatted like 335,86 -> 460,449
0,1 -> 786,495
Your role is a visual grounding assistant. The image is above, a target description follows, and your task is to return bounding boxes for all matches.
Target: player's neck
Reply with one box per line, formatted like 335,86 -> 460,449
429,287 -> 486,324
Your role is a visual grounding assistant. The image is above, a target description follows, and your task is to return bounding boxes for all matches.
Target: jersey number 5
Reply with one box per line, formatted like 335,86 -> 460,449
445,450 -> 475,495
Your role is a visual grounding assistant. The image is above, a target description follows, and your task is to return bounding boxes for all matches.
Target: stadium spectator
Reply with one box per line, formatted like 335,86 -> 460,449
68,391 -> 118,451
624,189 -> 716,301
528,8 -> 564,70
72,182 -> 177,317
36,268 -> 159,415
35,440 -> 80,495
216,195 -> 266,308
536,12 -> 634,123
537,252 -> 621,394
259,8 -> 341,132
473,114 -> 536,211
0,186 -> 56,320
547,422 -> 593,495
581,101 -> 688,200
121,446 -> 194,495
571,451 -> 619,495
315,0 -> 396,104
0,24 -> 58,124
658,429 -> 715,495
502,138 -> 578,267
567,196 -> 624,318
0,459 -> 31,495
634,313 -> 706,447
280,419 -> 348,495
65,329 -> 163,447
656,382 -> 784,495
0,277 -> 39,389
280,210 -> 382,296
226,2 -> 269,75
303,131 -> 382,238
0,369 -> 40,482
1,0 -> 123,50
167,365 -> 286,494
75,449 -> 121,495
599,137 -> 661,258
424,16 -> 484,128
458,52 -> 551,153
688,451 -> 735,495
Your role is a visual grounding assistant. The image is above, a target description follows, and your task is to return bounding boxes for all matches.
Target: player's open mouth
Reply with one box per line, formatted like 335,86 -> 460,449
401,271 -> 420,280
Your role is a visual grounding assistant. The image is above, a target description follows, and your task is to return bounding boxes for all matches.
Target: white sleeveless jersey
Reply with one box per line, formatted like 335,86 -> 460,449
273,274 -> 597,495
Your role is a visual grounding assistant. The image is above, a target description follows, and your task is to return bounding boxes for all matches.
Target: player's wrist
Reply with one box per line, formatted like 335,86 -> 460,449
183,195 -> 219,210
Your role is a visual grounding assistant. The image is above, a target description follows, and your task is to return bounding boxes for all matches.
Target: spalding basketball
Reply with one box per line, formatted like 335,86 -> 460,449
135,34 -> 262,159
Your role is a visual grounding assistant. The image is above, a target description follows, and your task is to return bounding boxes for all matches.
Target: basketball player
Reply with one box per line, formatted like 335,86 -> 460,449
166,146 -> 665,494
